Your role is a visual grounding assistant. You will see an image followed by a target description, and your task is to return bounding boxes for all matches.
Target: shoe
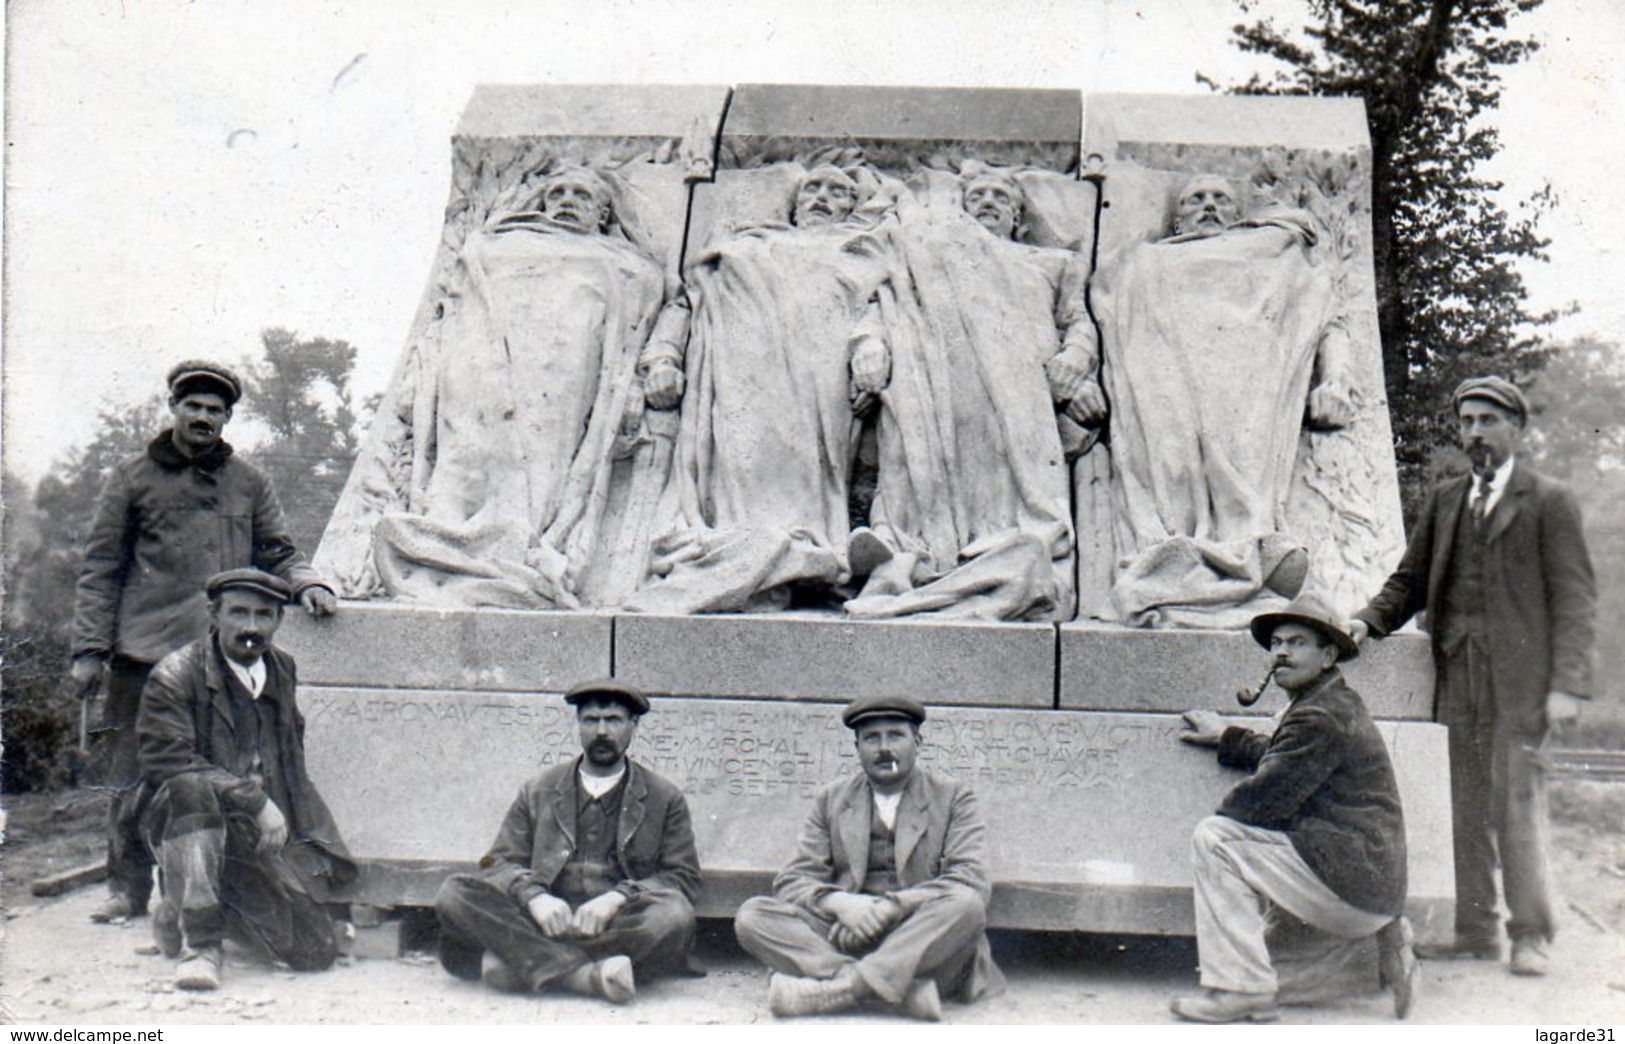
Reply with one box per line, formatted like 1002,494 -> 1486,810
562,955 -> 635,1004
481,952 -> 528,993
174,946 -> 223,991
768,971 -> 863,1017
1510,938 -> 1550,977
90,894 -> 147,924
1170,988 -> 1280,1024
1377,916 -> 1420,1019
1415,937 -> 1500,961
150,899 -> 182,959
897,978 -> 942,1022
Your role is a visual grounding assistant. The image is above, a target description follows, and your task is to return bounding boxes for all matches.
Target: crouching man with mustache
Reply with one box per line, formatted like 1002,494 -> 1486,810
1172,594 -> 1417,1023
137,569 -> 355,991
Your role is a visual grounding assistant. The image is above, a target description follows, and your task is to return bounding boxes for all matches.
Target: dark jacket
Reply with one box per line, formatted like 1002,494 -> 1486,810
1354,462 -> 1596,733
72,431 -> 329,664
1216,670 -> 1407,916
477,757 -> 701,907
137,636 -> 354,883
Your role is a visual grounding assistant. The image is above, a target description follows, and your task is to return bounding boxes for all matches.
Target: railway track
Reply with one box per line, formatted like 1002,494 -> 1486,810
1550,748 -> 1625,782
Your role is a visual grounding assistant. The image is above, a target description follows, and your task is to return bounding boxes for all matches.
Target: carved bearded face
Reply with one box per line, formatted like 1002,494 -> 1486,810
963,177 -> 1023,240
793,167 -> 859,228
1174,175 -> 1241,238
541,171 -> 611,233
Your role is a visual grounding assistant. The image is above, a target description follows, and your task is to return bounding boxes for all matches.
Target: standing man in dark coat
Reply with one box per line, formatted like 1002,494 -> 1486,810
138,569 -> 354,990
434,680 -> 701,1005
1173,594 -> 1416,1024
1351,376 -> 1596,976
734,694 -> 1004,1022
70,360 -> 337,924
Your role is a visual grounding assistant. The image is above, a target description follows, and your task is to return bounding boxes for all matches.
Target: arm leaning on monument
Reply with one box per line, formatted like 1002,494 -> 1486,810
639,286 -> 692,410
1215,705 -> 1342,827
1351,484 -> 1444,643
1044,254 -> 1108,427
246,469 -> 337,616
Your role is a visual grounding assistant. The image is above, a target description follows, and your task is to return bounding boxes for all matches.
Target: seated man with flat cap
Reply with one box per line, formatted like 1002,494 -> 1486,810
734,694 -> 1003,1021
434,680 -> 701,1005
137,568 -> 355,991
1172,593 -> 1417,1023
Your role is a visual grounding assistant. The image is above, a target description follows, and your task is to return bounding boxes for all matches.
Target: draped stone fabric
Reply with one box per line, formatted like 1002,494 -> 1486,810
1092,210 -> 1337,628
845,208 -> 1078,621
626,215 -> 897,614
319,213 -> 667,608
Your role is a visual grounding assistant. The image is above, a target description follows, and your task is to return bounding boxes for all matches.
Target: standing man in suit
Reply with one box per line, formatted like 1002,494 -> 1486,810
1352,376 -> 1596,976
734,694 -> 1003,1021
434,680 -> 701,1005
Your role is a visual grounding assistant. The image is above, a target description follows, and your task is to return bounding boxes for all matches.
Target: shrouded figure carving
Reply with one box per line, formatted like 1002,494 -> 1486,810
626,165 -> 900,613
1092,174 -> 1354,627
845,166 -> 1096,621
325,167 -> 680,608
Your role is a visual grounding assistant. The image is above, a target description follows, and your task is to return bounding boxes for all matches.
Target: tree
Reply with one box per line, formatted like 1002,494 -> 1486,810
238,328 -> 363,552
1208,0 -> 1555,512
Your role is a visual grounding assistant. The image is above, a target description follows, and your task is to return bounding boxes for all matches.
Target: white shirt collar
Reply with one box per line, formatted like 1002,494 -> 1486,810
1472,455 -> 1515,515
225,656 -> 267,699
579,765 -> 626,799
873,790 -> 903,830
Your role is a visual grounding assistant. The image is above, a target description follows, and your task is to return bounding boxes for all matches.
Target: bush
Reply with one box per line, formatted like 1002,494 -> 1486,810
0,630 -> 77,793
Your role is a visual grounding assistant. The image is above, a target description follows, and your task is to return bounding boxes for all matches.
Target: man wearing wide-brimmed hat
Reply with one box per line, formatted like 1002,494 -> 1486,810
70,360 -> 338,926
137,569 -> 355,991
433,679 -> 701,1006
1171,593 -> 1416,1024
733,693 -> 1004,1022
1352,376 -> 1596,977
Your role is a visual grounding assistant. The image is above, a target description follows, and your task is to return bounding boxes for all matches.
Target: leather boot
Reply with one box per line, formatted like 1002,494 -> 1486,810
768,969 -> 864,1017
562,955 -> 635,1004
1377,915 -> 1420,1019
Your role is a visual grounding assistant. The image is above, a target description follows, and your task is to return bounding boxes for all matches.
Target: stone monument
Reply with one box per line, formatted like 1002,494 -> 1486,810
287,85 -> 1448,942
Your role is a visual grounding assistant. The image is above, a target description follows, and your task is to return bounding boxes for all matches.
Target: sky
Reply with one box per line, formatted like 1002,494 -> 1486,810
4,0 -> 1622,482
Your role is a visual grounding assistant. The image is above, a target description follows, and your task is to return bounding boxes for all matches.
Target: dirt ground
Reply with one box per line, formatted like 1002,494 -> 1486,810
3,788 -> 1623,1026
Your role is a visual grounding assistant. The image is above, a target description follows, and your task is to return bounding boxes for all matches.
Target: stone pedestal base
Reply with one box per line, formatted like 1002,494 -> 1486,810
282,605 -> 1451,935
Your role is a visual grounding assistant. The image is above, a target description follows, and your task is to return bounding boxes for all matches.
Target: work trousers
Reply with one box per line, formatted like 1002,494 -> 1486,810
733,890 -> 986,1005
1437,643 -> 1554,944
1191,815 -> 1392,996
435,874 -> 696,990
93,656 -> 158,909
142,773 -> 337,970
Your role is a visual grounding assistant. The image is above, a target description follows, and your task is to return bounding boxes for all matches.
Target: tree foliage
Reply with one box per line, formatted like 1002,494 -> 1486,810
238,328 -> 363,553
1210,0 -> 1556,509
1,330 -> 365,791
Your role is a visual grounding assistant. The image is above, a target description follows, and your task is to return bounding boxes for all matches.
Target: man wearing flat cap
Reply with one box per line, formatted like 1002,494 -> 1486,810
137,568 -> 355,990
1351,376 -> 1596,976
1172,593 -> 1415,1023
71,360 -> 339,926
734,693 -> 1003,1021
434,679 -> 701,1005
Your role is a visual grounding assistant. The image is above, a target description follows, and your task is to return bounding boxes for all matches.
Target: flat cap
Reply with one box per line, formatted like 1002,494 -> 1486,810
205,568 -> 292,604
563,678 -> 650,716
841,693 -> 927,729
168,360 -> 244,406
1452,375 -> 1527,424
1249,592 -> 1359,662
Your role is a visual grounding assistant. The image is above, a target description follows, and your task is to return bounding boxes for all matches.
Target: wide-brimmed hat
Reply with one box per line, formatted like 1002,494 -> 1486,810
1452,375 -> 1527,425
205,568 -> 292,604
1249,592 -> 1359,662
841,693 -> 927,729
563,678 -> 650,717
